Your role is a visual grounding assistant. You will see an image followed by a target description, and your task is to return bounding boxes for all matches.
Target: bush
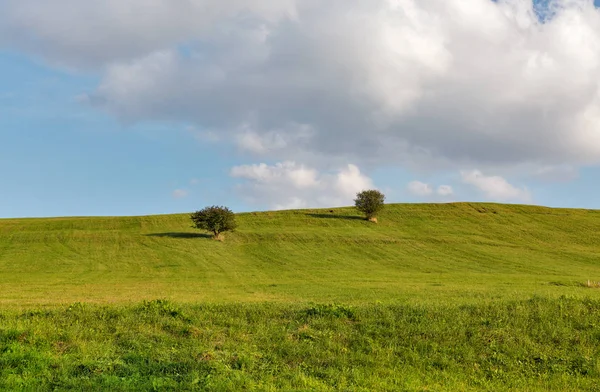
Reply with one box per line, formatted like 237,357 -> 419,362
354,190 -> 385,221
190,206 -> 237,240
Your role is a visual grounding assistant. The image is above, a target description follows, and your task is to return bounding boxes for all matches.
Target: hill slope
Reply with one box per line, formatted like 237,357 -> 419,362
1,202 -> 599,306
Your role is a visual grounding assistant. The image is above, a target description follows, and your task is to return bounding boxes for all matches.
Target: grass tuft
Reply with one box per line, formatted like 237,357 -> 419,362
305,303 -> 356,320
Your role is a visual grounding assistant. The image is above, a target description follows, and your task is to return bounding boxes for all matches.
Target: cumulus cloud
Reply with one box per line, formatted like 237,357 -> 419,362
408,181 -> 454,198
0,0 -> 297,68
230,162 -> 374,209
461,170 -> 531,202
172,189 -> 189,199
233,123 -> 314,155
2,0 -> 600,173
408,181 -> 433,196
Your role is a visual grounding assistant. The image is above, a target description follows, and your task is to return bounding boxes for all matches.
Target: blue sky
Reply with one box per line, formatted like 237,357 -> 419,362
0,52 -> 242,217
1,0 -> 600,218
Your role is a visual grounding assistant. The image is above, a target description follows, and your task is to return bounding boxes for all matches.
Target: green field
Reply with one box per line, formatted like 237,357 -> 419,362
2,202 -> 600,307
1,203 -> 600,390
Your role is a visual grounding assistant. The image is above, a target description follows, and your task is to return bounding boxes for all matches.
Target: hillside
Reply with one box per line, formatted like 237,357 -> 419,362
2,202 -> 600,390
1,202 -> 600,307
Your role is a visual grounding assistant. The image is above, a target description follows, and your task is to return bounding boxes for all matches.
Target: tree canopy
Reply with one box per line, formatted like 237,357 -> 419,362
190,206 -> 237,239
354,190 -> 385,222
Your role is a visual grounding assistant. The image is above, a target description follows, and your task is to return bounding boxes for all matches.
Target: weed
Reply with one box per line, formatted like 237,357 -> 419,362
138,299 -> 189,320
305,303 -> 356,320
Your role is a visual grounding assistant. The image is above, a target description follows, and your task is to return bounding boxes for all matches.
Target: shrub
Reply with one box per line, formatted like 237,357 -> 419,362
190,206 -> 237,240
354,190 -> 385,222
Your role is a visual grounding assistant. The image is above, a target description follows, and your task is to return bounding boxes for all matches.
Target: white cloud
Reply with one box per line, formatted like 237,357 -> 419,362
334,164 -> 374,203
234,123 -> 314,155
172,189 -> 189,199
461,170 -> 531,202
0,0 -> 297,68
436,185 -> 454,196
230,162 -> 374,209
408,181 -> 454,198
236,131 -> 286,155
3,0 -> 600,174
230,161 -> 319,189
408,181 -> 433,196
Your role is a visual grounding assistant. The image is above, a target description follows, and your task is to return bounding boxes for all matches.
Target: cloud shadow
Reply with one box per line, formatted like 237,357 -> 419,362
145,232 -> 212,239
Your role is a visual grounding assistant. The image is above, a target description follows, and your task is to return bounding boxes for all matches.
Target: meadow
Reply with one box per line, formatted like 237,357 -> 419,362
1,203 -> 599,390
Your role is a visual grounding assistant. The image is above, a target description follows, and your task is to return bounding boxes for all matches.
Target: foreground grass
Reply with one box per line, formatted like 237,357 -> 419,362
2,203 -> 600,389
1,203 -> 600,306
1,297 -> 599,391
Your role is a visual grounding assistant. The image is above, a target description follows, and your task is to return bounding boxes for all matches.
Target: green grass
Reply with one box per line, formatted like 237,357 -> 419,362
1,202 -> 599,307
1,299 -> 599,391
1,202 -> 600,390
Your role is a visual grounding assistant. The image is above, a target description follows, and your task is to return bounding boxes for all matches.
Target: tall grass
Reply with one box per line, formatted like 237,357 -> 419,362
1,297 -> 599,391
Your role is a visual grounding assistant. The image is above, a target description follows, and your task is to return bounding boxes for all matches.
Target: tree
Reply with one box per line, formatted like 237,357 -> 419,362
354,190 -> 385,222
190,206 -> 237,240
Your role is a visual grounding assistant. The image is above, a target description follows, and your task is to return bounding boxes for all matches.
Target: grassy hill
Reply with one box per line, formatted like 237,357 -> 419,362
1,202 -> 599,307
2,202 -> 600,390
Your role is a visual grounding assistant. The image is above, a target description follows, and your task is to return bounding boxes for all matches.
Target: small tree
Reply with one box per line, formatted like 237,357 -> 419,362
190,206 -> 237,240
354,190 -> 385,222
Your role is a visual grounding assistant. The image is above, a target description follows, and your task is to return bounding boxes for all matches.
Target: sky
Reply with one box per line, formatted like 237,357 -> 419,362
1,0 -> 600,218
